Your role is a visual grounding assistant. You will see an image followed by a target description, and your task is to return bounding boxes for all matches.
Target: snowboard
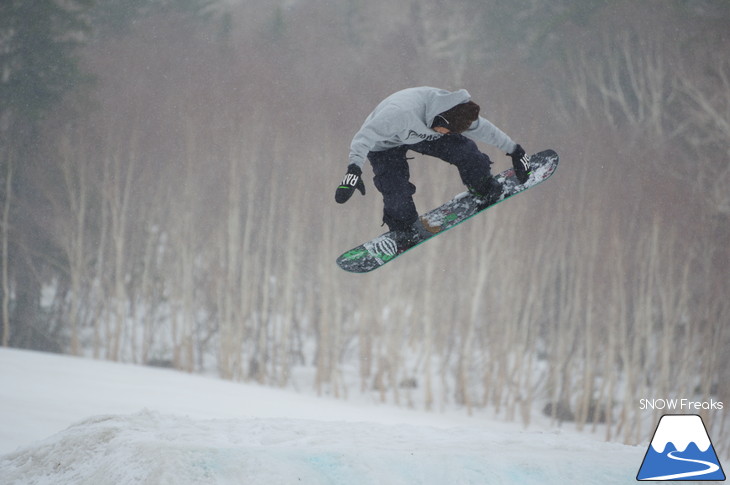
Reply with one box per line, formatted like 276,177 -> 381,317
336,149 -> 559,273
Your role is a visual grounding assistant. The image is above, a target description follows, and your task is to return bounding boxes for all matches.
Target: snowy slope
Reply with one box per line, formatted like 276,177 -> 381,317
0,348 -> 644,484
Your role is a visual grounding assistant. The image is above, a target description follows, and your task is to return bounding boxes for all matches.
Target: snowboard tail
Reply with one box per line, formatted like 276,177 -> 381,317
337,149 -> 559,273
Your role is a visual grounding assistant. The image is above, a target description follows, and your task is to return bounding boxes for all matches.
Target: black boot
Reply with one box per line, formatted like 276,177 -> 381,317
392,218 -> 440,248
469,176 -> 502,208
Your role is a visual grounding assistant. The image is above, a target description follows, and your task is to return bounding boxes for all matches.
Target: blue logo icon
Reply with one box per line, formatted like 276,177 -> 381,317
637,414 -> 725,481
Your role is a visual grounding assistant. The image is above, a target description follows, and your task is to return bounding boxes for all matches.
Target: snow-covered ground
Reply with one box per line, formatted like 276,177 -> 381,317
1,348 -> 647,484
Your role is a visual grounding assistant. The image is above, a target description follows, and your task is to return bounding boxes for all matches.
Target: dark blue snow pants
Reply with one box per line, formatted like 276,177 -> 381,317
367,134 -> 494,231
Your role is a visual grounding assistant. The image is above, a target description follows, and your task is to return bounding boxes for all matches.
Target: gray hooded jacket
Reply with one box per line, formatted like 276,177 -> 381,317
348,87 -> 517,169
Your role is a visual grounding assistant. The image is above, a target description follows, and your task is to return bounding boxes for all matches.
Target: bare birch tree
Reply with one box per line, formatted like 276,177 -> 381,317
56,131 -> 92,355
1,156 -> 11,347
674,52 -> 730,216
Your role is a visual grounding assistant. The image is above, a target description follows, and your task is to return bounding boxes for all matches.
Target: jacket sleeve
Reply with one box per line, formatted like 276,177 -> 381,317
463,116 -> 517,154
348,109 -> 404,169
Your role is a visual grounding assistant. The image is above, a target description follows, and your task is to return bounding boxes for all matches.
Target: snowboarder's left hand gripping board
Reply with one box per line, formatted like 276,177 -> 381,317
336,149 -> 559,273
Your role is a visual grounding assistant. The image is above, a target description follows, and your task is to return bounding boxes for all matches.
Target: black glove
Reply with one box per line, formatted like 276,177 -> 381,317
335,164 -> 366,204
508,144 -> 531,184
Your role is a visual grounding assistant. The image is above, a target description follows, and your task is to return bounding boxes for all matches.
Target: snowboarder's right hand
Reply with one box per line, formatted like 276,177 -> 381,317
335,164 -> 366,204
509,144 -> 531,184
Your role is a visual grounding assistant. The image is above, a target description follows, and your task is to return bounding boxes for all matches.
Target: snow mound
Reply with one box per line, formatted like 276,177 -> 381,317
0,348 -> 647,484
1,410 -> 639,485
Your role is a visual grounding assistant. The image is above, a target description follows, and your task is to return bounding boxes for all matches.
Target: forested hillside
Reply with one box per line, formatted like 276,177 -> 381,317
1,0 -> 728,449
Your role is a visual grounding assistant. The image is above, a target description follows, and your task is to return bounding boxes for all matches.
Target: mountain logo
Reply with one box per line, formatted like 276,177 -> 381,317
637,414 -> 725,481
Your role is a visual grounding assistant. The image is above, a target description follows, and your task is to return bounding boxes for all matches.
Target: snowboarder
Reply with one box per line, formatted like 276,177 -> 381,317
335,86 -> 530,244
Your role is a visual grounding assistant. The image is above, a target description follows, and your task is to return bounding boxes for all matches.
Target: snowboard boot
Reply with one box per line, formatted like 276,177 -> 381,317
393,218 -> 441,248
468,176 -> 503,209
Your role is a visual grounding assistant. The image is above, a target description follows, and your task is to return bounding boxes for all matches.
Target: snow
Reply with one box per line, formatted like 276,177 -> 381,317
1,348 -> 645,484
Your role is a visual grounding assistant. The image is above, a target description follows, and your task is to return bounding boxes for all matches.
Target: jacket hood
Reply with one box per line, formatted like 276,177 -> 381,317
423,88 -> 472,127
